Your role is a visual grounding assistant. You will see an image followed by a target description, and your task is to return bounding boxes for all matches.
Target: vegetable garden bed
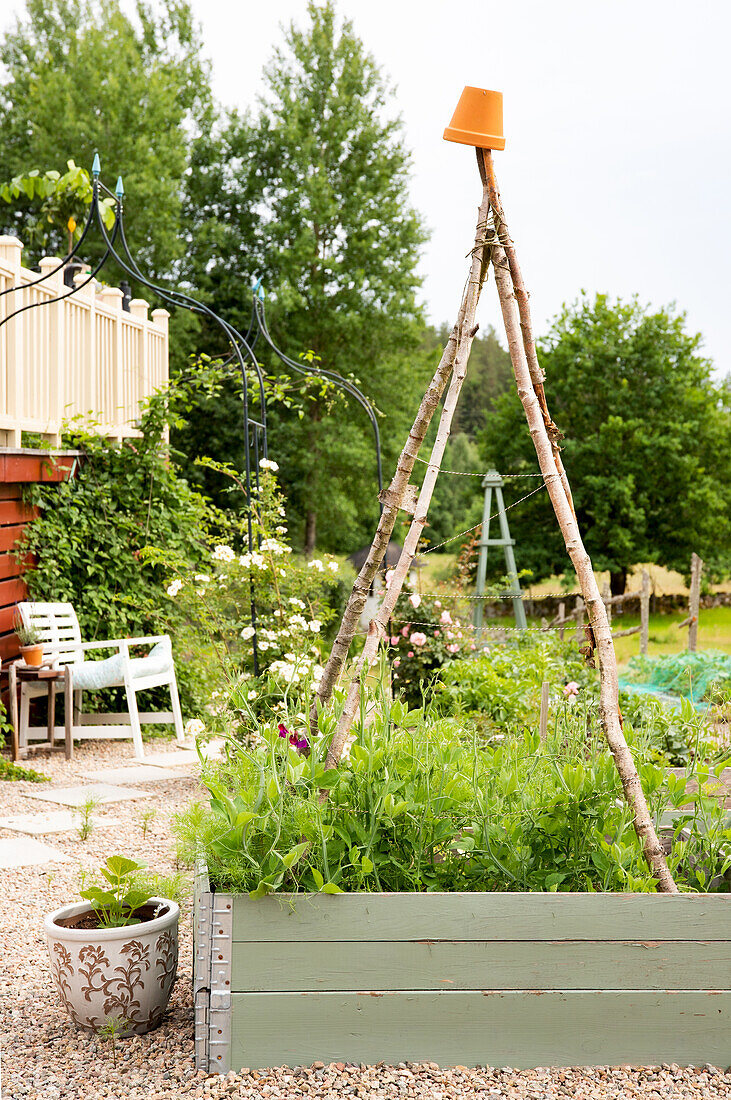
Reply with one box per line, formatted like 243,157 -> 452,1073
193,866 -> 730,1072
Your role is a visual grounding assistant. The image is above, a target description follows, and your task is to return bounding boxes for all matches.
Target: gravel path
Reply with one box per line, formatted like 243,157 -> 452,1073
2,740 -> 730,1099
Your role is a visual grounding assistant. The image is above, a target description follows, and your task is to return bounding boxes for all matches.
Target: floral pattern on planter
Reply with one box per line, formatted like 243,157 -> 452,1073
45,898 -> 179,1036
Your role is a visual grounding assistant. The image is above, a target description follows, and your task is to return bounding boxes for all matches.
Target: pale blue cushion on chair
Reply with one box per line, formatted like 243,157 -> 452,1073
71,640 -> 173,690
129,639 -> 173,680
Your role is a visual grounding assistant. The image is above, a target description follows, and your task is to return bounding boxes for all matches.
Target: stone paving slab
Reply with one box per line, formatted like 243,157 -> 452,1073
135,749 -> 198,767
0,810 -> 122,835
23,783 -> 154,807
0,836 -> 71,868
137,741 -> 224,767
76,765 -> 185,784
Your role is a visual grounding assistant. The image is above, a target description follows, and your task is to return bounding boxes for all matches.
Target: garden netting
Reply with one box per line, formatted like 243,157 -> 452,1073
619,650 -> 731,710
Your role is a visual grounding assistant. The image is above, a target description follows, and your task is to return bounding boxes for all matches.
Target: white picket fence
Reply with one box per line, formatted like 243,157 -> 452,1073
0,235 -> 169,445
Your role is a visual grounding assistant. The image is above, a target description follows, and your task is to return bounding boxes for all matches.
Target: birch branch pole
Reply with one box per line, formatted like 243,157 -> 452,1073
480,148 -> 677,894
310,176 -> 493,740
320,183 -> 494,768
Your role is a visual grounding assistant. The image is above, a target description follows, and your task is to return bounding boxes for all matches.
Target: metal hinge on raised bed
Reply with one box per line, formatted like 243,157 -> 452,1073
208,889 -> 234,1073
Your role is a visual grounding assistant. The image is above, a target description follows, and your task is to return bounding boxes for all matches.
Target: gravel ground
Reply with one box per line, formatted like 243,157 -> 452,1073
2,739 -> 730,1100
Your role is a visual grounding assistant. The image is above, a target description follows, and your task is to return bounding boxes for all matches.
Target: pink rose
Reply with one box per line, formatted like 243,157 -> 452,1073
563,681 -> 580,698
407,651 -> 414,658
434,600 -> 441,608
390,635 -> 399,646
447,643 -> 459,654
393,658 -> 401,668
440,610 -> 453,626
469,644 -> 476,651
410,632 -> 427,646
401,626 -> 409,637
433,631 -> 439,637
409,593 -> 421,609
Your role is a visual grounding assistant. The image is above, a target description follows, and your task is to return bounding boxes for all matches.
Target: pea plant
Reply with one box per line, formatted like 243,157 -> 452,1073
176,660 -> 728,895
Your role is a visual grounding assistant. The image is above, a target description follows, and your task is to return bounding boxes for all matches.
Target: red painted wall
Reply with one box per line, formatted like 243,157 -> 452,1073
0,451 -> 77,661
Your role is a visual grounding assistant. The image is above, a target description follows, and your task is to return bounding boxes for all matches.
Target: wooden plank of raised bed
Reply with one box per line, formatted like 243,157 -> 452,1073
230,939 -> 731,992
231,893 -> 731,942
228,989 -> 731,1070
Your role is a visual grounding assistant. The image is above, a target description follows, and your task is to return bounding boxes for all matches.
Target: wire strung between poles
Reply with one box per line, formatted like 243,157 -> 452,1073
408,591 -> 583,600
421,480 -> 548,553
412,455 -> 544,479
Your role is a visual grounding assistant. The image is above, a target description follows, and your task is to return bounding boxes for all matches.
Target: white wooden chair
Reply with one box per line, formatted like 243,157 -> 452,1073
15,601 -> 185,759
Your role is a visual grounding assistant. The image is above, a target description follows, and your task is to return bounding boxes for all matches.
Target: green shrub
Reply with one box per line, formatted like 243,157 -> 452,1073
434,632 -> 595,732
21,390 -> 213,716
0,758 -> 49,782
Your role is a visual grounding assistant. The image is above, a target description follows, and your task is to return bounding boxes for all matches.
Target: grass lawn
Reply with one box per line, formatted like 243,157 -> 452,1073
415,552 -> 731,667
605,606 -> 731,666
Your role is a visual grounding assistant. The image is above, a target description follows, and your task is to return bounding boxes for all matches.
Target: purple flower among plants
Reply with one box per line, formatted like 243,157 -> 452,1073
278,722 -> 309,755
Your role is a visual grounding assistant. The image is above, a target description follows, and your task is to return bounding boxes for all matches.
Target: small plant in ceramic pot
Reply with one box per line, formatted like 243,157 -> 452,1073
44,855 -> 179,1035
14,612 -> 43,666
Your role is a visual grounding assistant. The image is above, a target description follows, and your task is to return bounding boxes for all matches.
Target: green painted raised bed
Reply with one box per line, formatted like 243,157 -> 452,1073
193,867 -> 731,1071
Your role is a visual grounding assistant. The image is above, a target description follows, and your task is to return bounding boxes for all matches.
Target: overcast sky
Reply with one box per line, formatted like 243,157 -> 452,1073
2,0 -> 729,373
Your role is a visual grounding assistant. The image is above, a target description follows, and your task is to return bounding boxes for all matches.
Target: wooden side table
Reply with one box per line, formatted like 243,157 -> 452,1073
7,661 -> 73,762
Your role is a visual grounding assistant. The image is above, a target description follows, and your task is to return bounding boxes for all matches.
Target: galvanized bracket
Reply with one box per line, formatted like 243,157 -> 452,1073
194,987 -> 210,1070
208,889 -> 234,1072
193,860 -> 212,997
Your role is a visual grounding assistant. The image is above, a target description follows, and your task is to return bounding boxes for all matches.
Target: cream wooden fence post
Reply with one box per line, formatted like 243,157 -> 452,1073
151,309 -> 170,440
0,236 -> 24,447
38,256 -> 64,444
151,309 -> 170,392
98,286 -> 124,439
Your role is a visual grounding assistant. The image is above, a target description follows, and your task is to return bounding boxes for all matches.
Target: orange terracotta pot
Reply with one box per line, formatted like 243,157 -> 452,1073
443,86 -> 505,150
20,644 -> 43,667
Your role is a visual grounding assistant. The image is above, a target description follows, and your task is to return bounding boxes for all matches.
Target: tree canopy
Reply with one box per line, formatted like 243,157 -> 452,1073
179,0 -> 432,554
480,294 -> 731,592
0,0 -> 211,276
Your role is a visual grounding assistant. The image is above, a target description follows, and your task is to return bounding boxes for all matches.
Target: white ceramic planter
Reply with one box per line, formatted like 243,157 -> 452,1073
45,897 -> 179,1035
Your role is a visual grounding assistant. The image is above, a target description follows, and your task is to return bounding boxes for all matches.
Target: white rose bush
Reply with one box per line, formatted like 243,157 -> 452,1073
156,461 -> 345,734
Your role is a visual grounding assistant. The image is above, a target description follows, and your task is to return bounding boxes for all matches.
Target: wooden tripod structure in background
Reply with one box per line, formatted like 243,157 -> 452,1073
313,86 -> 676,892
473,468 -> 527,636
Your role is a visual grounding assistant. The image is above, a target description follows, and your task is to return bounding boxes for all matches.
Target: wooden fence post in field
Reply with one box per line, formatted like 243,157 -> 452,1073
602,582 -> 612,628
688,553 -> 703,653
574,596 -> 585,645
539,681 -> 550,741
640,569 -> 651,656
557,602 -> 566,641
476,122 -> 676,892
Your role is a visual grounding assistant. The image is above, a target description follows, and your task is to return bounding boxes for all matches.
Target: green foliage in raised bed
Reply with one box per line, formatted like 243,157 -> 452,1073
433,633 -> 722,766
175,662 -> 730,895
